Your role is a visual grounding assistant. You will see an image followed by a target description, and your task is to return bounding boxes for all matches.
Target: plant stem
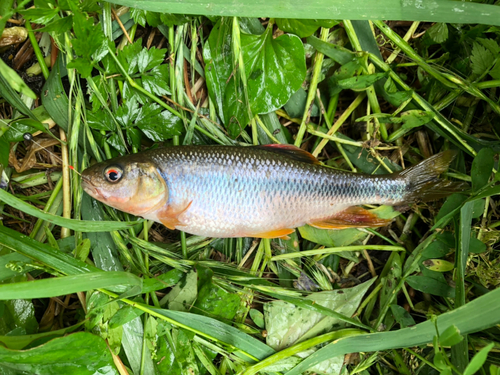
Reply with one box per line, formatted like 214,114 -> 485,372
295,27 -> 329,147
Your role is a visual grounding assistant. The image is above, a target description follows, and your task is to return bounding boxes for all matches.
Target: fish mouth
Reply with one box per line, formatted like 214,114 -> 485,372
81,177 -> 101,199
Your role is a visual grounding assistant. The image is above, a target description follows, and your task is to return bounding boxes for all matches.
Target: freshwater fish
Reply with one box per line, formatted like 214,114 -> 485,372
81,145 -> 462,238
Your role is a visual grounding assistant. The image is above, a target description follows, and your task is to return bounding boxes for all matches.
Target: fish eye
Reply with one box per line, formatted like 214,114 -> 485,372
104,166 -> 123,183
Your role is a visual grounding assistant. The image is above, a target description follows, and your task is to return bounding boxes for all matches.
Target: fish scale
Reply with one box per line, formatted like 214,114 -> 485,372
82,145 -> 461,238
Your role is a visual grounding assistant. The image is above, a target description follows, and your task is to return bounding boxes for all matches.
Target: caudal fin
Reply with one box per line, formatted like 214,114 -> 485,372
398,150 -> 468,203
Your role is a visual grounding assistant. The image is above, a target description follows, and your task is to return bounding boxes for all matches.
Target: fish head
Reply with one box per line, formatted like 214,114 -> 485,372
82,160 -> 168,217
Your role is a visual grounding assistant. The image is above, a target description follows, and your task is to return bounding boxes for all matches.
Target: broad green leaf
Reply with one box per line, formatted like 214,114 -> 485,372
265,278 -> 374,349
0,299 -> 38,336
298,227 -> 366,248
205,19 -> 306,136
276,19 -> 337,38
284,88 -> 319,118
0,323 -> 82,350
471,148 -> 495,192
471,41 -> 495,76
161,270 -> 197,311
284,285 -> 500,375
233,27 -> 305,134
390,305 -> 415,328
264,279 -> 374,373
250,309 -> 265,329
192,282 -> 240,321
464,343 -> 495,375
478,38 -> 500,55
405,275 -> 455,298
86,110 -> 115,131
435,193 -> 468,224
20,0 -> 58,24
142,65 -> 171,96
439,325 -> 463,347
469,237 -> 487,254
135,103 -> 183,141
427,23 -> 448,43
171,328 -> 199,375
0,332 -> 118,375
109,304 -> 145,329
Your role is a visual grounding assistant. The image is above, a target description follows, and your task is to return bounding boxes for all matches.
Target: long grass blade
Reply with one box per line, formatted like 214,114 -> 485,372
0,188 -> 140,232
104,0 -> 500,26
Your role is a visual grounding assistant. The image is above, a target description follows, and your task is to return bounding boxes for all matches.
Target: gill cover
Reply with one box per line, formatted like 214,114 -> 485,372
82,161 -> 168,217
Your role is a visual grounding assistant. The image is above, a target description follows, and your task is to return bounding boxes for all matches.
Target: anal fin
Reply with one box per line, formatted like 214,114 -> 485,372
157,201 -> 192,230
309,206 -> 393,230
250,228 -> 295,239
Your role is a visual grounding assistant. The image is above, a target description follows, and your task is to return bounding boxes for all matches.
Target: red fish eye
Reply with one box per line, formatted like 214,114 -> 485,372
105,167 -> 122,183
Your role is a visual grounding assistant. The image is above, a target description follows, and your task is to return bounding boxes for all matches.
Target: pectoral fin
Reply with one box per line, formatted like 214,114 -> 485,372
309,206 -> 393,230
157,201 -> 192,230
250,228 -> 295,239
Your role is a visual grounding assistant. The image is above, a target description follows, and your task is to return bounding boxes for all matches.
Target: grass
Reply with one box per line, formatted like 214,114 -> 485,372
1,1 -> 500,375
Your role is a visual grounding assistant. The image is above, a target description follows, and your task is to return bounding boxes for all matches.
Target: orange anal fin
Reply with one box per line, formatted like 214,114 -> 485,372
250,228 -> 295,239
157,201 -> 192,230
309,206 -> 393,230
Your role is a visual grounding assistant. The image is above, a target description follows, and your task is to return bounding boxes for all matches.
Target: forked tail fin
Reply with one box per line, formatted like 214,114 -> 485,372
397,150 -> 468,204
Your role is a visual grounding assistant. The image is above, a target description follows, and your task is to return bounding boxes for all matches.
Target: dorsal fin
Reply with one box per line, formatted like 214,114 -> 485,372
256,144 -> 320,165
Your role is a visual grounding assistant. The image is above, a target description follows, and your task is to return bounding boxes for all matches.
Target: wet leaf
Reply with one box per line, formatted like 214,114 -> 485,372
161,270 -> 197,311
0,332 -> 118,375
265,279 -> 373,373
135,103 -> 183,141
86,110 -> 115,131
192,282 -> 240,321
406,275 -> 455,298
205,19 -> 306,136
109,303 -> 145,329
276,19 -> 337,38
0,299 -> 38,336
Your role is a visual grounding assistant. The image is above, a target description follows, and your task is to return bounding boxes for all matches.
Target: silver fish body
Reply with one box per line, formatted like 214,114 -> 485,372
82,145 -> 459,238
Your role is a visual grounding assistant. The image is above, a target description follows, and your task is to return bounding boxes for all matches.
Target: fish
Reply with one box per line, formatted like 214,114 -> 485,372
81,145 -> 464,238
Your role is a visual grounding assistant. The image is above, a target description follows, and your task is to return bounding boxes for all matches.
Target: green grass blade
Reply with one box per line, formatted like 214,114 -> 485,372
0,188 -> 140,232
104,0 -> 500,26
285,286 -> 500,375
0,225 -> 98,276
0,272 -> 142,300
451,201 -> 475,370
149,308 -> 276,362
